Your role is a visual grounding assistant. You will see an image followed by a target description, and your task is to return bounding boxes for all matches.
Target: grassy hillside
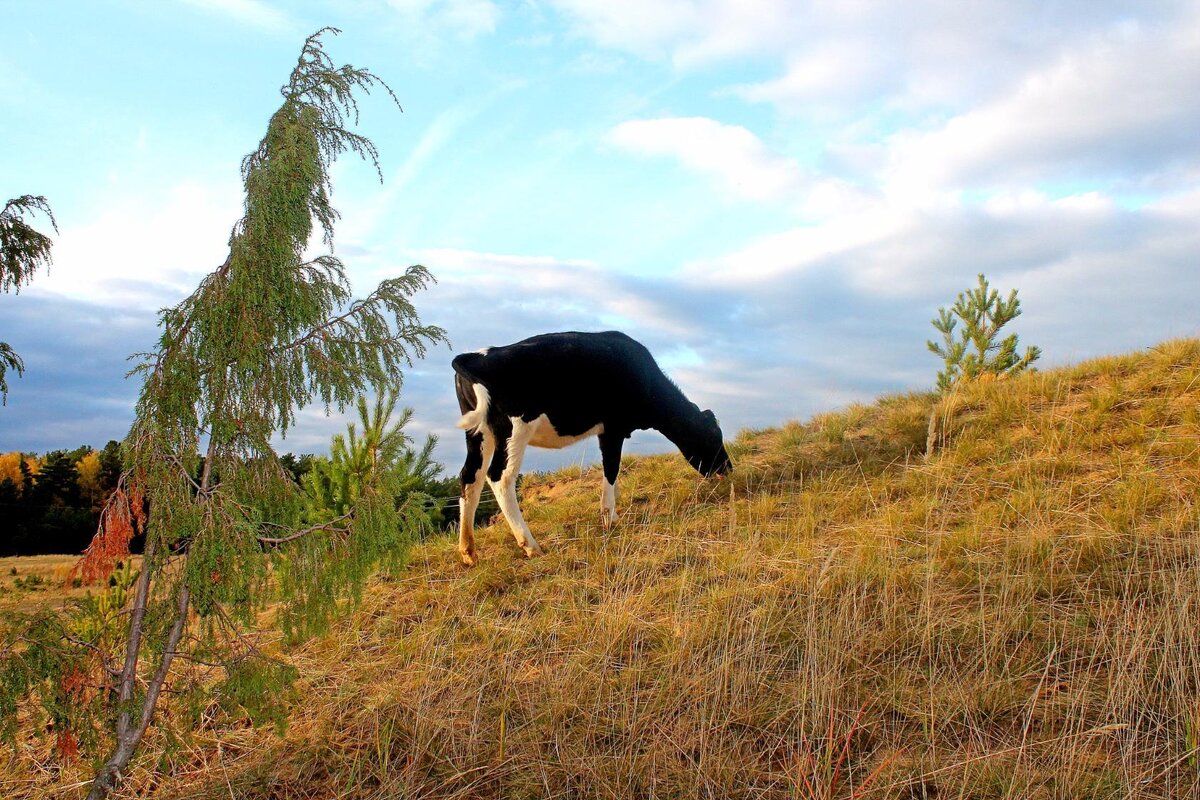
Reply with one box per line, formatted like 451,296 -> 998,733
9,340 -> 1200,799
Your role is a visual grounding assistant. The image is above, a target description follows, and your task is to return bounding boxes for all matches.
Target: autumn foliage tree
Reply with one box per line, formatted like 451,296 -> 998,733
0,442 -> 133,556
0,28 -> 446,800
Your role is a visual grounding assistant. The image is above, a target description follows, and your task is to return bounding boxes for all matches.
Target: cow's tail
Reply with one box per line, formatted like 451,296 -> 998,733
453,354 -> 490,436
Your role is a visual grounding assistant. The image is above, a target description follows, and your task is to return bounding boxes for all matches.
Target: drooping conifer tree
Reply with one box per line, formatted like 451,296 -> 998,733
0,28 -> 446,799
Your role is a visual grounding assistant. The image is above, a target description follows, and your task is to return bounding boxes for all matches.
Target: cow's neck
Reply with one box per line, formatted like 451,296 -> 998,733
651,386 -> 704,448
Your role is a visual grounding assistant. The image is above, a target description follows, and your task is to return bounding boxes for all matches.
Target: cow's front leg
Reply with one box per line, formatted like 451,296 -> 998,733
457,429 -> 494,566
598,431 -> 624,529
488,418 -> 544,558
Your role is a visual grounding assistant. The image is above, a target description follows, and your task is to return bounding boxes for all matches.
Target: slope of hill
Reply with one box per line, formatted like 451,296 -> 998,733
12,340 -> 1200,799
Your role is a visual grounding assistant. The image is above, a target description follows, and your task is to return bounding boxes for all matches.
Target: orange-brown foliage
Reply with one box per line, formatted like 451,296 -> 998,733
54,730 -> 79,764
69,484 -> 145,586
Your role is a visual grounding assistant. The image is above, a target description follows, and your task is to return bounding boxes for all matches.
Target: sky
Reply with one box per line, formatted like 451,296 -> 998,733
2,0 -> 1199,474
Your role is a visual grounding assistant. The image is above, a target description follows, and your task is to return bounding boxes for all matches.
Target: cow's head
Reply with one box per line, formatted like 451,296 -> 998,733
683,408 -> 733,478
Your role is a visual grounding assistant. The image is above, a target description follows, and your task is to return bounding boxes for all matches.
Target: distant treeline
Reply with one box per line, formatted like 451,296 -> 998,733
0,442 -> 124,557
0,445 -> 488,557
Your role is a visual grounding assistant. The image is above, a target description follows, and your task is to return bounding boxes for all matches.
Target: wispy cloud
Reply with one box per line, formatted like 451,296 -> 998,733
550,1 -> 1188,95
883,18 -> 1200,195
177,0 -> 295,34
32,179 -> 242,308
386,0 -> 501,42
610,117 -> 804,201
547,0 -> 808,67
394,106 -> 483,192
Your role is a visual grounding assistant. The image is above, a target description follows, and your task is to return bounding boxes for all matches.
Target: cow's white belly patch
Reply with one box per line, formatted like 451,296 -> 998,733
525,414 -> 603,449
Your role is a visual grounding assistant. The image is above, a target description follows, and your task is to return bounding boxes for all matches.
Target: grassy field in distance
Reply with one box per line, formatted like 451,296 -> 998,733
0,555 -> 90,615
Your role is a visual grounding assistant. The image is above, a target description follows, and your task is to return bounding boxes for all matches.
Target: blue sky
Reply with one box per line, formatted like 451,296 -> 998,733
2,0 -> 1199,473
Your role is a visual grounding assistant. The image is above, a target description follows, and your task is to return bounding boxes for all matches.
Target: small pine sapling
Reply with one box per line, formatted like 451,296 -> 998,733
925,274 -> 1041,456
927,273 -> 1041,391
301,390 -> 439,525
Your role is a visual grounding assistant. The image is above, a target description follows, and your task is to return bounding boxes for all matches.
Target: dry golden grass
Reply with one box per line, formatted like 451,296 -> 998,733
7,339 -> 1200,799
0,555 -> 87,614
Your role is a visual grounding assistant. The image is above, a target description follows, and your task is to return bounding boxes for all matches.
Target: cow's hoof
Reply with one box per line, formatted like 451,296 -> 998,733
522,542 -> 545,558
459,549 -> 476,567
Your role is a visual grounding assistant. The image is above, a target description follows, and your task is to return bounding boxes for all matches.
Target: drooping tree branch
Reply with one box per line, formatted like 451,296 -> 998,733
256,510 -> 354,544
0,194 -> 57,294
0,194 -> 56,402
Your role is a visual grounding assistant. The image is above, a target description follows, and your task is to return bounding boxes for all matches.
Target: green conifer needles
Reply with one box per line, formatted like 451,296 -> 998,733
0,195 -> 56,294
927,273 -> 1041,391
283,391 -> 438,642
0,194 -> 57,401
136,27 -> 441,454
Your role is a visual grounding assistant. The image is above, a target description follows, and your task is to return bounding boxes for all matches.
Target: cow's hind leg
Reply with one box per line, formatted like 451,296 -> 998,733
458,430 -> 494,566
488,418 -> 544,558
599,431 -> 624,529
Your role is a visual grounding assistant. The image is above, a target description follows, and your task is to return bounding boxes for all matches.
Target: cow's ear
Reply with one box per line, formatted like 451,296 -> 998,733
702,409 -> 717,423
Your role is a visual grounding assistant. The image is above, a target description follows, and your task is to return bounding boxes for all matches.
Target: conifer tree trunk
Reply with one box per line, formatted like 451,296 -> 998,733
87,579 -> 190,800
87,441 -> 210,800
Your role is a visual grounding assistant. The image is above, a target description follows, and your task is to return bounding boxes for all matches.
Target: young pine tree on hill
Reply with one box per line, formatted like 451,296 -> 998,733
301,390 -> 439,526
0,28 -> 446,800
927,272 -> 1041,391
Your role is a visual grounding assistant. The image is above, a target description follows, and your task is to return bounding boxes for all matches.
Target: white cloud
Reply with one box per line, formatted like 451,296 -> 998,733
654,6 -> 1200,292
610,117 -> 804,201
551,0 -> 1193,121
411,247 -> 699,338
32,180 -> 242,308
178,0 -> 294,33
1149,187 -> 1200,217
548,0 -> 822,67
386,0 -> 501,41
439,0 -> 500,39
732,40 -> 883,113
547,0 -> 695,59
884,17 -> 1200,195
684,198 -> 902,284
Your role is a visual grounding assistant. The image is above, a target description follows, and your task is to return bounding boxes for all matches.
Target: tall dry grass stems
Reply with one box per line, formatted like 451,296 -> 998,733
5,339 -> 1200,799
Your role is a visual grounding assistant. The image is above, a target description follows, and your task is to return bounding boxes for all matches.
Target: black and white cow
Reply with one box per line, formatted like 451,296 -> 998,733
452,330 -> 732,565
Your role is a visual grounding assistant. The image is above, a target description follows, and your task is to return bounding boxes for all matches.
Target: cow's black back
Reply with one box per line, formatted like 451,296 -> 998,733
452,331 -> 679,438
